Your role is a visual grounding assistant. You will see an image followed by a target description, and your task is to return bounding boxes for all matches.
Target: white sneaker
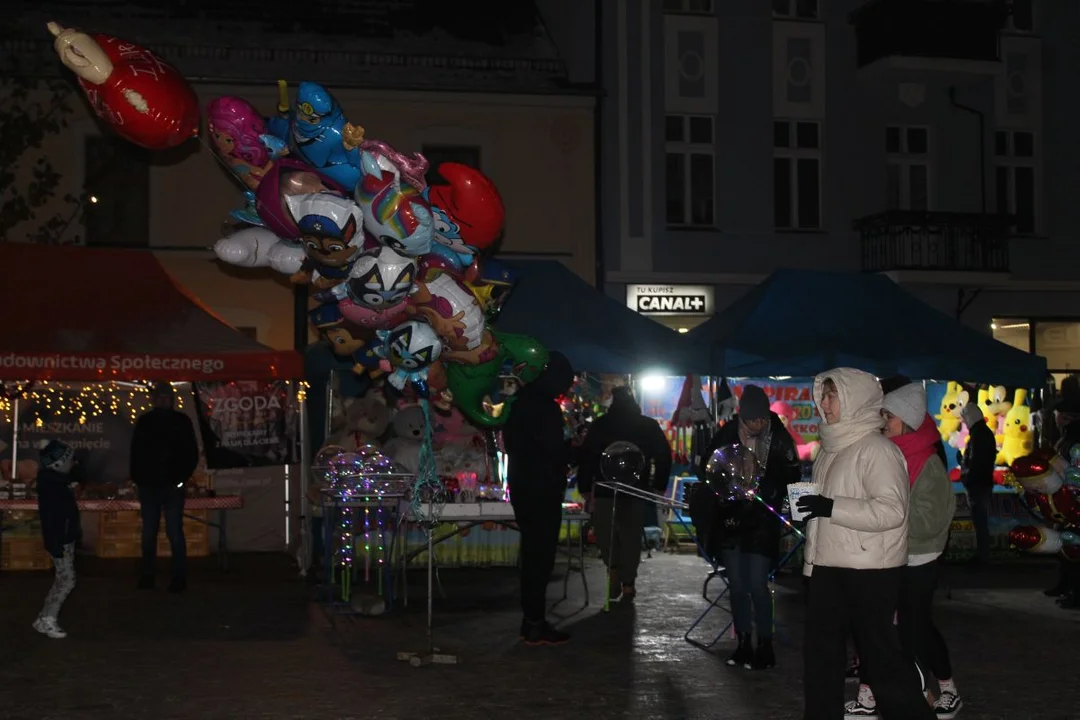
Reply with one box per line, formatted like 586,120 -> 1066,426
934,690 -> 963,719
32,616 -> 67,639
844,684 -> 879,718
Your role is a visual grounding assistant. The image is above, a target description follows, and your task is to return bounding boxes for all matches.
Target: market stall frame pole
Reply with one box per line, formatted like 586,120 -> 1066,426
298,380 -> 312,573
396,521 -> 459,668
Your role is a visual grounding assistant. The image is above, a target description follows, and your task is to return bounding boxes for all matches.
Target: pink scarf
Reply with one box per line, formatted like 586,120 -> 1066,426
890,414 -> 939,488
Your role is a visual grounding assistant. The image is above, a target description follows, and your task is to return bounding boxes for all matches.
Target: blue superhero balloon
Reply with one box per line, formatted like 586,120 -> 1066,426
272,81 -> 365,191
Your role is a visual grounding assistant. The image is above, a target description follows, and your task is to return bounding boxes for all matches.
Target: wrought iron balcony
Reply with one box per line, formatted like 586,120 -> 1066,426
854,210 -> 1011,274
850,0 -> 1009,70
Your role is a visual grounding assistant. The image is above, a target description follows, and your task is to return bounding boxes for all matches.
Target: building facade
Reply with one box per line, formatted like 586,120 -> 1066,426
4,1 -> 595,350
545,0 -> 1079,379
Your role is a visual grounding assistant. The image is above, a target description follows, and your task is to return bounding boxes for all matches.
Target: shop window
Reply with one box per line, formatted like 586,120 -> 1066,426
991,318 -> 1030,353
1035,322 -> 1080,372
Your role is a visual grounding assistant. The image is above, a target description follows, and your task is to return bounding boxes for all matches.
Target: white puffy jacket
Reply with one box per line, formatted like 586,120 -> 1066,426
803,368 -> 910,576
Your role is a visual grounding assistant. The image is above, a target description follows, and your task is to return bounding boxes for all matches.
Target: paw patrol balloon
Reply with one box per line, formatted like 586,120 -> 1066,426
355,152 -> 433,257
376,320 -> 443,395
331,247 -> 417,330
284,192 -> 364,288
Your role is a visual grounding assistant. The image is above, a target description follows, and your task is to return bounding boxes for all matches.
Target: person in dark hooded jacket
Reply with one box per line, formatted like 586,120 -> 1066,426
33,439 -> 83,639
502,350 -> 576,645
692,384 -> 800,670
577,386 -> 671,602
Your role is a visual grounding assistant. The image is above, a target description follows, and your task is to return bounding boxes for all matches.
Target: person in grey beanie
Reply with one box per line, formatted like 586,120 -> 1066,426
960,401 -> 996,564
695,385 -> 800,670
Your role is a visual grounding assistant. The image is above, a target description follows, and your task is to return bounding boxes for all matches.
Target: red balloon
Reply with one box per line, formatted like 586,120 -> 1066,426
428,163 -> 505,251
1051,486 -> 1080,525
1011,451 -> 1052,478
49,23 -> 199,150
1008,525 -> 1042,551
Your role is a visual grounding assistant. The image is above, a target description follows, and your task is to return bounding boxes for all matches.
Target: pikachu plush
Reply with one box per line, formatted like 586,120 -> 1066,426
936,382 -> 962,443
997,389 -> 1034,467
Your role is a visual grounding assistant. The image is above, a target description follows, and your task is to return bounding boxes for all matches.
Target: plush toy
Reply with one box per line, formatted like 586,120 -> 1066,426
936,381 -> 962,442
987,385 -> 1012,438
326,390 -> 390,451
998,389 -> 1034,467
383,404 -> 426,473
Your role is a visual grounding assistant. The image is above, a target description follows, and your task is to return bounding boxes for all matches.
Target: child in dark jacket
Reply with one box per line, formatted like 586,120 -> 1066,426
34,439 -> 82,639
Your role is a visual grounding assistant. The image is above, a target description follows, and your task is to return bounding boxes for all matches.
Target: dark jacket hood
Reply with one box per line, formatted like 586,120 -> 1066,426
524,350 -> 575,400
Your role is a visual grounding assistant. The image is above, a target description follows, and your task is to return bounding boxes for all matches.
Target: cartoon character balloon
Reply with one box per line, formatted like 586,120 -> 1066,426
410,270 -> 495,365
284,193 -> 365,288
446,332 -> 548,427
265,81 -> 365,191
355,152 -> 433,257
206,96 -> 276,224
425,163 -> 505,272
376,320 -> 443,395
255,158 -> 347,240
320,246 -> 417,330
48,23 -> 199,150
213,226 -> 305,276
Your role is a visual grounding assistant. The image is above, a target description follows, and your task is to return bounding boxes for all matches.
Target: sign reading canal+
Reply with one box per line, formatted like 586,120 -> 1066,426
625,284 -> 714,317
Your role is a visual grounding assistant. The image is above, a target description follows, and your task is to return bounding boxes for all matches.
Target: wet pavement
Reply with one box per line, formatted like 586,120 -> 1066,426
0,548 -> 1076,719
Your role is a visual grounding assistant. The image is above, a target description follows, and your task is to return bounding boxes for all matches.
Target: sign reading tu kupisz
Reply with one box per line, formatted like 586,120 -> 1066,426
625,284 -> 715,316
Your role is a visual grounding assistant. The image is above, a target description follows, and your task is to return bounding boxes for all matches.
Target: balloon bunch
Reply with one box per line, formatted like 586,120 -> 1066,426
1005,448 -> 1080,561
202,80 -> 549,428
47,20 -> 552,431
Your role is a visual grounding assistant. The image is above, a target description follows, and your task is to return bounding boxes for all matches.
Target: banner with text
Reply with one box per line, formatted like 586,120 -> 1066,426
193,381 -> 297,469
1,388 -> 135,485
729,379 -> 821,461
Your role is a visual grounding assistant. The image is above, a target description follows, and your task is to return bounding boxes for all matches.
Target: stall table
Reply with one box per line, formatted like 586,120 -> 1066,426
0,495 -> 244,570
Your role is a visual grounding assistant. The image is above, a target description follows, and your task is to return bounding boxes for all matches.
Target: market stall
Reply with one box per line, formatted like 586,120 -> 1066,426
0,244 -> 305,570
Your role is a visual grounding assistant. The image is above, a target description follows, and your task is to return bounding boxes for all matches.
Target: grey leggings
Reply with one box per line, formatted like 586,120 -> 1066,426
40,544 -> 76,620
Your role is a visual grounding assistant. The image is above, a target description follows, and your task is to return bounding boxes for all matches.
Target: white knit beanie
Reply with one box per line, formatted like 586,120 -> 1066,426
883,383 -> 926,430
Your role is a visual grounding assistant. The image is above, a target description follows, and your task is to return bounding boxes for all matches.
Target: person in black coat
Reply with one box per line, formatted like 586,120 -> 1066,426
960,403 -> 996,565
130,382 -> 199,593
1050,378 -> 1080,608
502,351 -> 576,645
577,386 -> 672,602
33,439 -> 83,639
692,385 -> 800,670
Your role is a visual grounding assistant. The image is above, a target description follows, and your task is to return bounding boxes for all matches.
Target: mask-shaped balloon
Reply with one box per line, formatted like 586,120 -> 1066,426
376,320 -> 443,395
284,192 -> 364,288
425,163 -> 505,271
331,247 -> 417,330
355,152 -> 433,257
48,22 -> 199,150
213,227 -> 305,276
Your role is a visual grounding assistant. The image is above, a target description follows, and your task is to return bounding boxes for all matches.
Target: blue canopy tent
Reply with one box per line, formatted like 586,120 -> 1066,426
496,260 -> 701,373
687,269 -> 1047,387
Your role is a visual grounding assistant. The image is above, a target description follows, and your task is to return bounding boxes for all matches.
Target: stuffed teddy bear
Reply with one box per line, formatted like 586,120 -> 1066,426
325,389 -> 390,451
383,404 -> 426,473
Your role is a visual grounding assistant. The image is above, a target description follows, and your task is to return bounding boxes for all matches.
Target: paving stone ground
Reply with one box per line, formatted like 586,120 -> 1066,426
0,549 -> 1076,720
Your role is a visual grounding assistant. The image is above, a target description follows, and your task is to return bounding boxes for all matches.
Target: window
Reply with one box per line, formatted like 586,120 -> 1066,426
994,130 -> 1038,234
663,0 -> 714,14
993,318 -> 1080,372
420,145 -> 482,187
1007,0 -> 1033,32
84,136 -> 150,246
885,126 -> 931,211
773,119 -> 821,230
772,0 -> 819,20
665,115 -> 715,227
235,326 -> 259,341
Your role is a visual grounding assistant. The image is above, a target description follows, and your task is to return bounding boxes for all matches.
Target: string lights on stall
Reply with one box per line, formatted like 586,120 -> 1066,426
0,381 -> 186,425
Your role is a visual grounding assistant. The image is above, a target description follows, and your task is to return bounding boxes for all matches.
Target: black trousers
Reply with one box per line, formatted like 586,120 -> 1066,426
511,485 -> 564,623
897,560 -> 953,682
805,566 -> 934,720
138,484 -> 187,580
966,485 -> 993,562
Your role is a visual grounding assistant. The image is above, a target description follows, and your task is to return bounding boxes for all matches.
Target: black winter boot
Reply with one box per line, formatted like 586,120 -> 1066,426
752,636 -> 776,670
725,632 -> 753,668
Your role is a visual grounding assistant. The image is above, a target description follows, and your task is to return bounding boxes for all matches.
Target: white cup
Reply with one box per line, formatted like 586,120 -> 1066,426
787,482 -> 817,522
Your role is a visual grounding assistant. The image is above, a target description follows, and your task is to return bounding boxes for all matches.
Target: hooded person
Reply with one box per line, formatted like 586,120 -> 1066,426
501,350 -> 576,645
797,369 -> 935,720
959,398 -> 995,565
847,383 -> 962,718
33,439 -> 82,639
691,384 -> 800,670
577,386 -> 672,603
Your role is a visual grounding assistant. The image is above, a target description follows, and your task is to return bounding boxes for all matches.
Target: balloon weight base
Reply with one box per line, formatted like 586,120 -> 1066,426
396,650 -> 459,667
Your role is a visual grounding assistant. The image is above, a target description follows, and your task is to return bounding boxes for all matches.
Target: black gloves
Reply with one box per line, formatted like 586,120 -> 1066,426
797,494 -> 833,520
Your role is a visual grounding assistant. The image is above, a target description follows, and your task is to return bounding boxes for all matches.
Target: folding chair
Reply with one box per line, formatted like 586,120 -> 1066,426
683,526 -> 805,651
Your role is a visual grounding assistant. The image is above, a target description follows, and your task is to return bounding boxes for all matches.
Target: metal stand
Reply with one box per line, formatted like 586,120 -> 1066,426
397,525 -> 459,667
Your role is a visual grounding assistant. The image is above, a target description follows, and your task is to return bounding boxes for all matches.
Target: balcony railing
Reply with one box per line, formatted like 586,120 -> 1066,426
854,210 -> 1011,274
850,0 -> 1009,69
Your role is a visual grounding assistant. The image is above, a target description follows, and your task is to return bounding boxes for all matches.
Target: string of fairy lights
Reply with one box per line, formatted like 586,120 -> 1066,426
0,381 -> 185,426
